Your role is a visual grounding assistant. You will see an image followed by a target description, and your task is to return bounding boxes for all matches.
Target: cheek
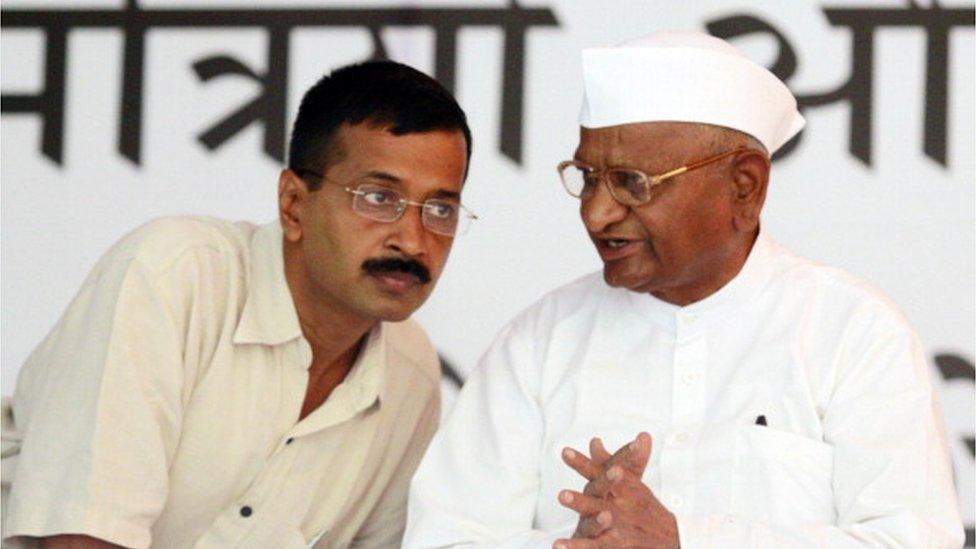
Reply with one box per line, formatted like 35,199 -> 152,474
427,238 -> 455,277
304,217 -> 367,278
633,204 -> 707,261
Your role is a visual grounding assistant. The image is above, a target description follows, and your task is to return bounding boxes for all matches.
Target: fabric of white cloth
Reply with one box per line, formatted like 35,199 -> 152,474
579,31 -> 806,153
2,217 -> 441,549
403,233 -> 963,548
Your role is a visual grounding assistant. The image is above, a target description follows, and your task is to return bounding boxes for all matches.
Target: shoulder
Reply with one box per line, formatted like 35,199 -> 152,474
111,216 -> 253,275
765,240 -> 915,338
89,216 -> 255,288
383,318 -> 441,387
497,270 -> 611,343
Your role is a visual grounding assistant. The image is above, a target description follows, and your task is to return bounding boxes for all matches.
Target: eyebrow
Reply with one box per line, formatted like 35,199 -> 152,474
362,170 -> 402,184
361,170 -> 461,201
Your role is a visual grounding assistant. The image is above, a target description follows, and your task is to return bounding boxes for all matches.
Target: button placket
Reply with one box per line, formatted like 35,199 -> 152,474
669,494 -> 685,509
661,333 -> 707,515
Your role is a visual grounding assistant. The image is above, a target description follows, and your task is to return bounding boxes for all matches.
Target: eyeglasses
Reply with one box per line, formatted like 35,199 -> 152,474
296,169 -> 478,237
557,147 -> 748,206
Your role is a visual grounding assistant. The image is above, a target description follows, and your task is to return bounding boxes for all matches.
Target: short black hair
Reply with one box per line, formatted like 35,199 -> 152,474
288,60 -> 472,189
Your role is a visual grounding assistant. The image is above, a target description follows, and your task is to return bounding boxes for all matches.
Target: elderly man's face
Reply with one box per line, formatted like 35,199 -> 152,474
575,122 -> 755,305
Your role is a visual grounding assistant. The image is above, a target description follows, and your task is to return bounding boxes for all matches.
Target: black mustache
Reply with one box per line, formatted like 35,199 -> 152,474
362,257 -> 431,284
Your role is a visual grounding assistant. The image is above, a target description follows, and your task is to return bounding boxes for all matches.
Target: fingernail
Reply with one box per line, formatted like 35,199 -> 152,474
563,448 -> 576,459
560,490 -> 573,503
629,441 -> 637,451
597,510 -> 612,526
555,543 -> 566,549
609,466 -> 623,480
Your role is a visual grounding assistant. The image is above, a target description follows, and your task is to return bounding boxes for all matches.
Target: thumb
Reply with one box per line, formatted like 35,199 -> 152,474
629,432 -> 652,474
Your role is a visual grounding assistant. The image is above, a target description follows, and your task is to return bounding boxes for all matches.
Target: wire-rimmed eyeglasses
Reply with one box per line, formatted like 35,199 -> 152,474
296,169 -> 478,237
557,147 -> 748,206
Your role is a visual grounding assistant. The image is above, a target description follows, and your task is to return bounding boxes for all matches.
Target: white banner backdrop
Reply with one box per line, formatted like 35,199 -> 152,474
2,0 -> 973,541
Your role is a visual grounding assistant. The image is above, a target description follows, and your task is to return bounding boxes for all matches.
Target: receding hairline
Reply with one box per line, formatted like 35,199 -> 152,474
313,120 -> 470,182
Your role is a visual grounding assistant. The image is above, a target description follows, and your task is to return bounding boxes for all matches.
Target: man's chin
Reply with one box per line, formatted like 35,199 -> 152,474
602,266 -> 655,293
602,265 -> 635,289
367,290 -> 431,322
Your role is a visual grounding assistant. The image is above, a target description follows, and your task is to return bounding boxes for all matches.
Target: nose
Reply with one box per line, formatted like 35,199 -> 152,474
581,180 -> 629,234
386,205 -> 428,257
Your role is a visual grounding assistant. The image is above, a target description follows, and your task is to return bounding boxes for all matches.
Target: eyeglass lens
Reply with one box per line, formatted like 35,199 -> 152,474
560,165 -> 649,205
351,185 -> 465,236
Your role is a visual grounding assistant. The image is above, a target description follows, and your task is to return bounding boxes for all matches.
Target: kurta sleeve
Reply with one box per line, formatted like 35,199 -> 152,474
404,316 -> 574,548
2,232 -> 202,548
676,313 -> 964,548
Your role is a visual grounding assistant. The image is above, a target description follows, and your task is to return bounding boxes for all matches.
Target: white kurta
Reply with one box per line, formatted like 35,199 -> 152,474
404,234 -> 963,548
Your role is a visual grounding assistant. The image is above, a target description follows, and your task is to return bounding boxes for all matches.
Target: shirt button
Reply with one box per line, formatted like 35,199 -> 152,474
670,495 -> 684,508
240,506 -> 253,517
682,371 -> 698,385
674,431 -> 689,443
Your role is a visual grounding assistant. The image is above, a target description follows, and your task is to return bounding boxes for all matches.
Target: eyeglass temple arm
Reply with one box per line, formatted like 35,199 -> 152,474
652,147 -> 749,184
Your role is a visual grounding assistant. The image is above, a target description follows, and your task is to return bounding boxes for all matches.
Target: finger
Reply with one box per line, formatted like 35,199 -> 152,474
604,432 -> 652,476
576,510 -> 613,539
589,437 -> 611,465
629,432 -> 652,475
558,490 -> 605,517
553,539 -> 599,549
562,447 -> 602,481
605,439 -> 641,477
584,466 -> 620,498
603,469 -> 648,501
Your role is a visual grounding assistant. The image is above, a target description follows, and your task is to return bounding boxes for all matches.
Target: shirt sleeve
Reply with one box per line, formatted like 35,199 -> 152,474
349,386 -> 441,549
677,318 -> 964,548
403,316 -> 576,549
2,232 -> 202,548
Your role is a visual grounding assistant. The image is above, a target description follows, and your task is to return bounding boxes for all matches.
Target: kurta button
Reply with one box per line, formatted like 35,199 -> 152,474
240,506 -> 253,517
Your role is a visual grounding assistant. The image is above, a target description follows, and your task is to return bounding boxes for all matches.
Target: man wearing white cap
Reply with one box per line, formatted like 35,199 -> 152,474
403,32 -> 963,548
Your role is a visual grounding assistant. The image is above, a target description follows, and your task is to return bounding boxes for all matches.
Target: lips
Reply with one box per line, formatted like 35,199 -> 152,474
371,271 -> 422,294
361,256 -> 431,295
594,237 -> 643,262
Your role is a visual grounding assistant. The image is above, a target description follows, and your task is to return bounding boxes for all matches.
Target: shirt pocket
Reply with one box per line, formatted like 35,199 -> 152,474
731,424 -> 836,526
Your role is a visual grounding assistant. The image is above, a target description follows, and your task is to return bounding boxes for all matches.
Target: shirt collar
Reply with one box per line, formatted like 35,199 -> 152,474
233,220 -> 389,408
623,230 -> 777,332
287,324 -> 388,438
233,220 -> 304,346
343,324 -> 388,407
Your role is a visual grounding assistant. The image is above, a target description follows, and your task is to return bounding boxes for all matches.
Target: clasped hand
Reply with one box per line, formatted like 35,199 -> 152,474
552,432 -> 679,549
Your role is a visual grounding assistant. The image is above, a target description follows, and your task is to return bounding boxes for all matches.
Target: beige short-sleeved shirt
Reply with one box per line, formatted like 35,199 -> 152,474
1,216 -> 441,548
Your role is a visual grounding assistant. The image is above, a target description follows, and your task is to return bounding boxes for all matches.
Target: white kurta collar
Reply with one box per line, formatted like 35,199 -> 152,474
624,232 -> 777,333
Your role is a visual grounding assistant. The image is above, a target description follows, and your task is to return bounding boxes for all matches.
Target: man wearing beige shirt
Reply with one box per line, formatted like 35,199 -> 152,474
2,60 -> 475,548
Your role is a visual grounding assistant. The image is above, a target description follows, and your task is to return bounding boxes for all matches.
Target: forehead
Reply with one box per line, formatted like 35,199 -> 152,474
329,123 -> 468,192
575,121 -> 707,167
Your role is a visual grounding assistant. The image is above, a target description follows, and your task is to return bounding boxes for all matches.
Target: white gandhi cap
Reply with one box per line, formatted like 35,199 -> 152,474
579,31 -> 805,154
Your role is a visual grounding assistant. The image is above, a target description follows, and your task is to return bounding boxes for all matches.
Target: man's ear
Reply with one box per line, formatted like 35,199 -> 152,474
279,169 -> 309,242
729,150 -> 770,233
